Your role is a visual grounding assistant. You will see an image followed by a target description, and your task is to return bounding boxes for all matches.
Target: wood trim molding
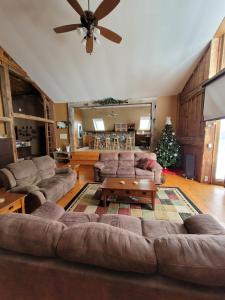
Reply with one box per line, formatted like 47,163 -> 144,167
178,136 -> 204,146
0,64 -> 17,161
13,112 -> 55,124
0,116 -> 11,122
68,103 -> 75,151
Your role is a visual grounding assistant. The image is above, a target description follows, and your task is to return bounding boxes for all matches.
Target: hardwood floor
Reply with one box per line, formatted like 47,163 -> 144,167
57,165 -> 225,224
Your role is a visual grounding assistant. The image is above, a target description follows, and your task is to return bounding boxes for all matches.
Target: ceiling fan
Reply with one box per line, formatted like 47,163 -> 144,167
106,111 -> 119,117
54,0 -> 122,54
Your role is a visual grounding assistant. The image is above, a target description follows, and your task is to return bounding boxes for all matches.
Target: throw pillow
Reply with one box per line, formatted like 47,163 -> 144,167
146,159 -> 156,171
137,158 -> 149,170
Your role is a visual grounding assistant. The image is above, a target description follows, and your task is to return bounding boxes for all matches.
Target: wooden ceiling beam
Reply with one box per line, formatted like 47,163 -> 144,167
13,112 -> 54,124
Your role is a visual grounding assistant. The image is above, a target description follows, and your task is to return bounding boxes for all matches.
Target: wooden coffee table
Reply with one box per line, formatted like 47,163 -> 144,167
100,178 -> 157,210
0,189 -> 25,214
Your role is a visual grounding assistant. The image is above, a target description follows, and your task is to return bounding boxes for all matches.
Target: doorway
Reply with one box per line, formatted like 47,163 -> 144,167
212,119 -> 225,185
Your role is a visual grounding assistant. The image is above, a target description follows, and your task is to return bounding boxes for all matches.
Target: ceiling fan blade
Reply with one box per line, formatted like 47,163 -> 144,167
97,26 -> 122,43
86,37 -> 93,54
54,24 -> 81,33
67,0 -> 84,16
94,0 -> 120,21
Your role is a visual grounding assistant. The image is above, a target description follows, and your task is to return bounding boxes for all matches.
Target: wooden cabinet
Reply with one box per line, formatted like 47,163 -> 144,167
17,146 -> 32,159
0,189 -> 25,214
115,123 -> 128,132
0,138 -> 14,169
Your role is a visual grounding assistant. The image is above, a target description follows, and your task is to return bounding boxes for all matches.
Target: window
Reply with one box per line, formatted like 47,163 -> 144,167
93,118 -> 105,131
139,116 -> 150,130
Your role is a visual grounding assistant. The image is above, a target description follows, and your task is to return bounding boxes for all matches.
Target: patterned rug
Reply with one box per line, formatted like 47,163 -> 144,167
66,183 -> 201,223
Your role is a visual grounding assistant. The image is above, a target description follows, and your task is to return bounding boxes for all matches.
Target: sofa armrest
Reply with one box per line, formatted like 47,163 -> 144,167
32,201 -> 65,220
151,161 -> 163,171
55,167 -> 73,175
25,190 -> 47,214
151,162 -> 163,184
0,168 -> 16,189
10,185 -> 39,194
184,214 -> 225,235
94,162 -> 105,170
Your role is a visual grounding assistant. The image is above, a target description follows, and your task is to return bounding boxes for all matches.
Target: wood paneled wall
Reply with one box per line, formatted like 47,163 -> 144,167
0,46 -> 56,161
55,103 -> 69,149
177,27 -> 225,182
74,108 -> 82,149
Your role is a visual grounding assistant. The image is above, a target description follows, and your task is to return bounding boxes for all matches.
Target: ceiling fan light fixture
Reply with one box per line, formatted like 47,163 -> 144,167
54,0 -> 122,54
94,37 -> 101,46
93,27 -> 100,37
81,37 -> 87,47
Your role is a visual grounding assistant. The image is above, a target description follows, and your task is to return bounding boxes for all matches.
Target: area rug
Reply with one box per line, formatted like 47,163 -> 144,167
66,183 -> 201,223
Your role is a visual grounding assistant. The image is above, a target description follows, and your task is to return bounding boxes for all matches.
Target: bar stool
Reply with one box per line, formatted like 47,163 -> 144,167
105,137 -> 111,150
126,136 -> 133,150
94,136 -> 101,150
112,137 -> 120,150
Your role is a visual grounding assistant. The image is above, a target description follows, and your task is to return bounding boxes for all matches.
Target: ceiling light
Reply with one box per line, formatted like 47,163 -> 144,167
53,0 -> 122,54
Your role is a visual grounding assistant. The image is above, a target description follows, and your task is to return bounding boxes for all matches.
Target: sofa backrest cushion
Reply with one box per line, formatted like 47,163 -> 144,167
118,152 -> 134,168
155,235 -> 225,287
0,214 -> 66,257
100,152 -> 118,162
134,153 -> 157,166
57,222 -> 157,274
184,214 -> 225,235
6,160 -> 39,186
33,156 -> 56,180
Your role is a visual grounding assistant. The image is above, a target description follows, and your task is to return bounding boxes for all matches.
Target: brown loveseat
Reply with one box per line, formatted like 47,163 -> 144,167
0,156 -> 76,213
94,152 -> 163,183
0,202 -> 225,300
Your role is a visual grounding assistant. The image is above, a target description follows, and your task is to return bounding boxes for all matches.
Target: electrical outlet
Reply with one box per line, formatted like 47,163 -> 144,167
204,176 -> 208,182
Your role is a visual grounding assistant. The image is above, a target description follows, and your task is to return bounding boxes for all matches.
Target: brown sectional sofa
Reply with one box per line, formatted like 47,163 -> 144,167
94,152 -> 163,183
0,156 -> 77,213
0,202 -> 225,299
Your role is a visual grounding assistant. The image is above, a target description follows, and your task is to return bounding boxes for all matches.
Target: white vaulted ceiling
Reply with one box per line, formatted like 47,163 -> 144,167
0,0 -> 224,102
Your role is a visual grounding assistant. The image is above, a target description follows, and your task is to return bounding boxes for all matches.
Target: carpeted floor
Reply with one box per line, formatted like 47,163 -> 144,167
66,183 -> 201,222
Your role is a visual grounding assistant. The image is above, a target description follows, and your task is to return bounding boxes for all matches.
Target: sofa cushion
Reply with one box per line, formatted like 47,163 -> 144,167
33,156 -> 56,180
184,214 -> 225,235
142,220 -> 187,238
99,214 -> 142,235
155,235 -> 225,287
0,213 -> 66,257
6,160 -> 39,186
100,152 -> 118,162
119,152 -> 134,161
117,167 -> 135,177
135,168 -> 154,178
54,171 -> 76,194
57,222 -> 156,274
118,160 -> 134,168
59,212 -> 99,227
38,178 -> 65,202
101,167 -> 118,175
32,201 -> 65,220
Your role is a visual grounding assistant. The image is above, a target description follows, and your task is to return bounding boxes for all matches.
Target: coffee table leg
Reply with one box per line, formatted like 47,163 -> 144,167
152,191 -> 156,210
102,192 -> 107,207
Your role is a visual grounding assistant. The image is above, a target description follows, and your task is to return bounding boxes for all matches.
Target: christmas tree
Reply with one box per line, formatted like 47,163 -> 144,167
155,117 -> 181,169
